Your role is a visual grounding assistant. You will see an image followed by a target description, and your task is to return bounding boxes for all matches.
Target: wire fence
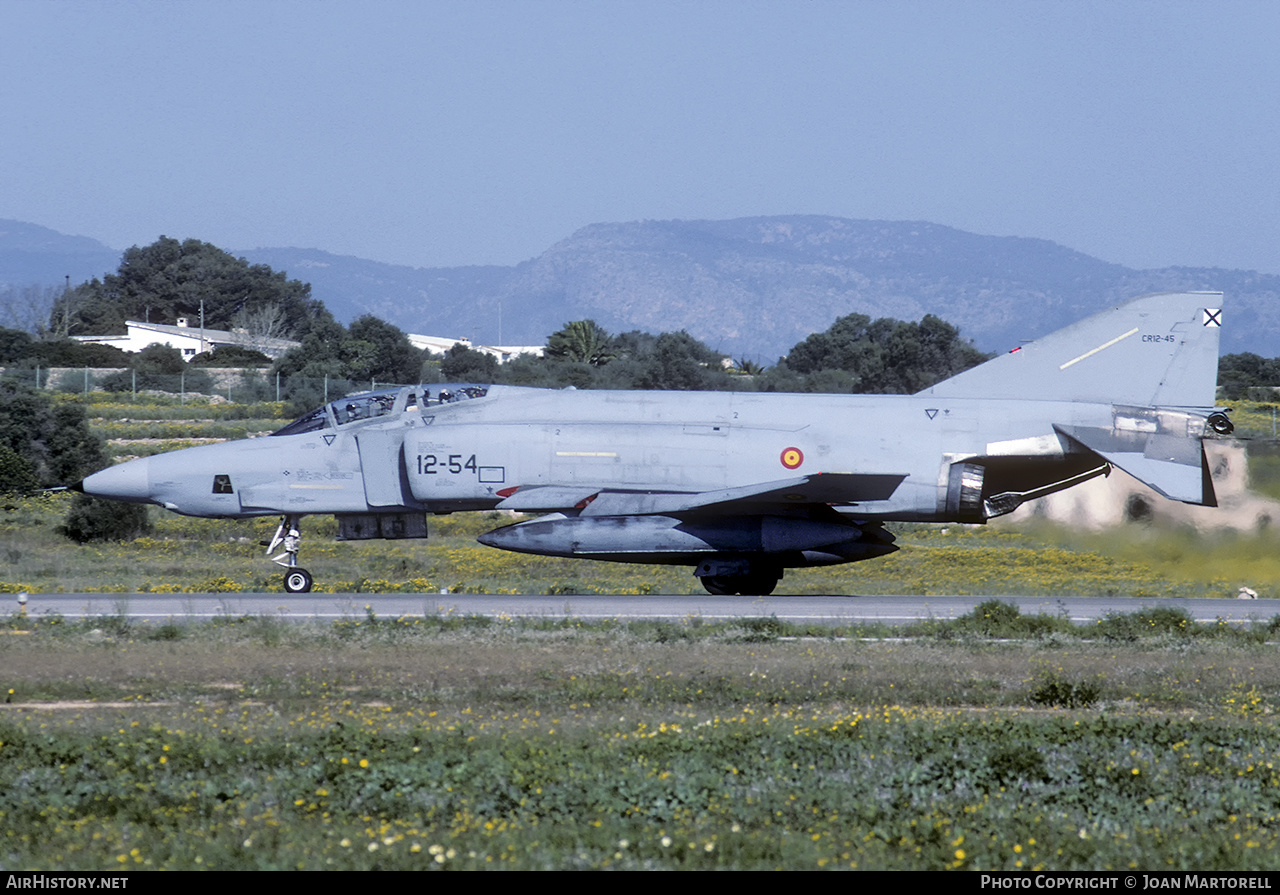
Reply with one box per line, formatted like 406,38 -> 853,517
1,366 -> 416,408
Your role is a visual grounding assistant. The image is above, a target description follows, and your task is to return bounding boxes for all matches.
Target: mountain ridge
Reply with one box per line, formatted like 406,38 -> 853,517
2,216 -> 1274,360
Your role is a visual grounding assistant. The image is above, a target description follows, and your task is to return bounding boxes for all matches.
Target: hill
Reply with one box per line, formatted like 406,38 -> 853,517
5,216 -> 1277,360
0,220 -> 121,288
242,217 -> 1279,360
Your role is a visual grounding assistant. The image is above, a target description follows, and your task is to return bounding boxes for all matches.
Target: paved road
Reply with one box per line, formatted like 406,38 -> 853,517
12,592 -> 1280,626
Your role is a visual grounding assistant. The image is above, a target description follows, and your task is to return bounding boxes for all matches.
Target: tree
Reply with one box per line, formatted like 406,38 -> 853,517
633,331 -> 728,390
271,317 -> 351,380
0,380 -> 105,486
50,236 -> 332,340
780,312 -> 987,394
269,316 -> 424,401
232,301 -> 289,355
440,344 -> 499,382
497,352 -> 577,388
545,320 -> 617,367
0,327 -> 132,368
0,444 -> 39,493
0,327 -> 33,363
345,316 -> 423,384
26,339 -> 132,368
1219,352 -> 1280,400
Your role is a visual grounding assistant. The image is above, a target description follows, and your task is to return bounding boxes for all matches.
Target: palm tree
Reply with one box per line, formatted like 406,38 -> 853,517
545,320 -> 617,367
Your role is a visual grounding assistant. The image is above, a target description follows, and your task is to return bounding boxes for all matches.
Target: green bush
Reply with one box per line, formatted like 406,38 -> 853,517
0,380 -> 105,485
1029,668 -> 1103,708
60,494 -> 151,542
1095,606 -> 1193,642
0,444 -> 39,493
939,599 -> 1073,639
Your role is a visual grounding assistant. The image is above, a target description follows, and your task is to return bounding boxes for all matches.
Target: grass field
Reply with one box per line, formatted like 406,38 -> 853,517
4,492 -> 1280,599
4,608 -> 1280,870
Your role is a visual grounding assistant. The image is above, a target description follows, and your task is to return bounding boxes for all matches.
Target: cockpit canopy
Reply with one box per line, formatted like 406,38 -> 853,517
270,384 -> 490,436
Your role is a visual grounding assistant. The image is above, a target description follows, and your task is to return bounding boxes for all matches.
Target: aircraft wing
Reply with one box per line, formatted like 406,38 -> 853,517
1054,424 -> 1215,506
495,472 -> 907,517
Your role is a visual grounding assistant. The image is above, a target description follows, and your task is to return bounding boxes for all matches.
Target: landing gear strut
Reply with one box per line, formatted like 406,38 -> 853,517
268,515 -> 313,593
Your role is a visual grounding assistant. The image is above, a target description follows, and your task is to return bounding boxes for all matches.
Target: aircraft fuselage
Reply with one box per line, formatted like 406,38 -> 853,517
100,386 -> 1119,523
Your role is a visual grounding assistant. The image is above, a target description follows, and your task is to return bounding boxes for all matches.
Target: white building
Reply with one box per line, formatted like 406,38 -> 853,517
73,319 -> 300,361
407,333 -> 543,364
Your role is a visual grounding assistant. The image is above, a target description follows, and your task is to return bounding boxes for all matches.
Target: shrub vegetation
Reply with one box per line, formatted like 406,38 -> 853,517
4,615 -> 1280,869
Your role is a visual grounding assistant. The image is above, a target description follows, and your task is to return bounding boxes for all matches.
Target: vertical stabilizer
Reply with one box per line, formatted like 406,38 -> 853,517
923,292 -> 1223,408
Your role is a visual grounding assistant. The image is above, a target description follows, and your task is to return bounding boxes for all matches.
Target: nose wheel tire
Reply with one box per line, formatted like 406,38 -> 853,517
283,568 -> 314,593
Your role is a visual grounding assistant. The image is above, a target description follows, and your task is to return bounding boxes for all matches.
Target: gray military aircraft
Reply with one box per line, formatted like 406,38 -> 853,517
76,291 -> 1230,595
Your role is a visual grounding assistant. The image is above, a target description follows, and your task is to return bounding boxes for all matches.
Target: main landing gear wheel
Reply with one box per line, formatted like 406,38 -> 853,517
701,574 -> 779,596
284,568 -> 314,594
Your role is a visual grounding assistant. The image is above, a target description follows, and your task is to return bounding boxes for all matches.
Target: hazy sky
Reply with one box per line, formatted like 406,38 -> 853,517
4,1 -> 1278,274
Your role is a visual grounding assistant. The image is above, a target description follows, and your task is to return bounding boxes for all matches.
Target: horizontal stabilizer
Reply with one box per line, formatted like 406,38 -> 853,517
1055,425 -> 1215,506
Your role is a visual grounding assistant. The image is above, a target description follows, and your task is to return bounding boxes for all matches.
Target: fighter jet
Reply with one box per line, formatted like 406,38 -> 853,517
77,291 -> 1230,595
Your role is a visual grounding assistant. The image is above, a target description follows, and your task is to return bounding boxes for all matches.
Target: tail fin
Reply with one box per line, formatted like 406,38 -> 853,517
923,291 -> 1223,408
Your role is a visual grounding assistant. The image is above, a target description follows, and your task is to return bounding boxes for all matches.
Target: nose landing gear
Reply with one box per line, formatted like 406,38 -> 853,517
268,515 -> 313,593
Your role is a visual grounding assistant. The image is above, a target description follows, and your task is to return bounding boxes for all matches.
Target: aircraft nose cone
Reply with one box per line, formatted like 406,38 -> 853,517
79,457 -> 152,503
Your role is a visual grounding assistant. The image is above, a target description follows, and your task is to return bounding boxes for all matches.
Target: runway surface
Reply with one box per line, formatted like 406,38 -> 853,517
13,592 -> 1280,626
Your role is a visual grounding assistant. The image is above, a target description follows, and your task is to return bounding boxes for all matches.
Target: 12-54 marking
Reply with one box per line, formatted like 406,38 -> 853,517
416,453 -> 478,475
